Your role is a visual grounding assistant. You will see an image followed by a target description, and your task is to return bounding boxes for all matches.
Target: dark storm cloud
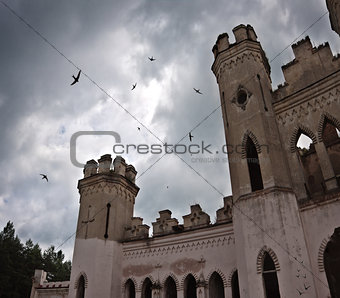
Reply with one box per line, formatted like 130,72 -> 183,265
0,0 -> 339,260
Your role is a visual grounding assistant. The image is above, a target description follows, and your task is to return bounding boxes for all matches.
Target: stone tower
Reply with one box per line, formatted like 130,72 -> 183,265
327,0 -> 340,36
68,155 -> 139,298
211,25 -> 316,297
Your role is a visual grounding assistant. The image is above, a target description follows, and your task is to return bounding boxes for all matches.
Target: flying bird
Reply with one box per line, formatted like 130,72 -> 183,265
131,83 -> 137,90
296,289 -> 304,296
148,56 -> 156,61
70,70 -> 81,86
40,174 -> 48,182
193,88 -> 202,94
137,127 -> 140,131
303,284 -> 311,290
189,132 -> 193,142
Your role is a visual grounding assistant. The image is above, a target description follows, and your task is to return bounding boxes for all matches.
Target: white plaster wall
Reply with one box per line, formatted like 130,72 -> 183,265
68,238 -> 122,298
122,224 -> 236,298
233,190 -> 317,298
300,198 -> 340,298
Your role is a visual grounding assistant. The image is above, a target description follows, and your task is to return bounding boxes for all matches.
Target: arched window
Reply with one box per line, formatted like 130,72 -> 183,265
231,270 -> 240,298
246,137 -> 263,191
324,227 -> 340,297
209,272 -> 225,298
184,274 -> 197,298
296,132 -> 324,196
322,120 -> 340,178
141,278 -> 152,298
125,279 -> 136,298
262,252 -> 280,298
164,276 -> 177,298
76,275 -> 85,298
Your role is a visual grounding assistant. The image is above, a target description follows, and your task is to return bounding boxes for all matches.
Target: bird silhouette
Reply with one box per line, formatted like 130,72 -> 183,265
189,132 -> 193,142
296,274 -> 300,278
148,56 -> 156,61
193,88 -> 202,94
131,83 -> 137,90
40,174 -> 48,182
303,283 -> 311,290
137,127 -> 140,131
297,289 -> 304,295
70,70 -> 81,86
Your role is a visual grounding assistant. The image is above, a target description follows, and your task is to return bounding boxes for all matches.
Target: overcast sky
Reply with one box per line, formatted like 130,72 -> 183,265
0,0 -> 339,261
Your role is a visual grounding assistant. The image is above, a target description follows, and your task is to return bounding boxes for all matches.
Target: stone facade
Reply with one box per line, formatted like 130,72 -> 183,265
32,3 -> 340,298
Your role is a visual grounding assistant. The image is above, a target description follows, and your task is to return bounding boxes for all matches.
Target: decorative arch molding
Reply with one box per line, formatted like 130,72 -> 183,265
139,275 -> 156,289
161,273 -> 180,291
241,130 -> 262,159
318,236 -> 331,272
226,268 -> 237,287
256,246 -> 280,274
317,112 -> 340,142
74,271 -> 88,289
206,269 -> 228,287
180,272 -> 199,289
122,276 -> 139,292
290,124 -> 318,153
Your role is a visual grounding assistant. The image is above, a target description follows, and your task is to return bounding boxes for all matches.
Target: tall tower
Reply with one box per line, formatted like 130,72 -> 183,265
326,0 -> 340,36
211,25 -> 316,297
68,155 -> 139,298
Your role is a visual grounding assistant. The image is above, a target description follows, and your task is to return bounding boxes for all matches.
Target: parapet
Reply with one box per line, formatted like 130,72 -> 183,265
273,36 -> 340,101
152,210 -> 179,236
212,24 -> 258,59
182,204 -> 210,230
125,217 -> 150,240
216,196 -> 233,224
82,155 -> 137,184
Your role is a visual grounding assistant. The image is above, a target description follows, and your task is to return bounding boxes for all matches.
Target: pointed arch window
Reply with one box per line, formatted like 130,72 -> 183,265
125,279 -> 136,298
209,272 -> 225,298
141,278 -> 152,298
164,276 -> 177,298
324,227 -> 340,297
296,132 -> 324,196
262,252 -> 280,298
246,137 -> 263,191
184,274 -> 197,298
76,275 -> 85,298
231,270 -> 240,298
322,120 -> 340,178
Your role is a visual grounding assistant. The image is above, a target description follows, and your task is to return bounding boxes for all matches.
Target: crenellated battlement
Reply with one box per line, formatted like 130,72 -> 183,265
212,24 -> 258,59
82,154 -> 137,184
152,210 -> 180,236
182,204 -> 210,230
211,24 -> 271,80
124,217 -> 150,240
273,36 -> 340,101
216,196 -> 233,224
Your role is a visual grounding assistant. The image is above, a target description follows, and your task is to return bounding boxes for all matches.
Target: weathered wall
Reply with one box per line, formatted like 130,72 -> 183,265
122,224 -> 236,298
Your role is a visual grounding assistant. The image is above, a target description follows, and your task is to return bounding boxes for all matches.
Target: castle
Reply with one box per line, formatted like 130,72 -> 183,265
30,3 -> 340,298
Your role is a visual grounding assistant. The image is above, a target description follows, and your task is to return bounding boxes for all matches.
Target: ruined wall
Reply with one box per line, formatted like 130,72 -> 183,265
273,37 -> 340,201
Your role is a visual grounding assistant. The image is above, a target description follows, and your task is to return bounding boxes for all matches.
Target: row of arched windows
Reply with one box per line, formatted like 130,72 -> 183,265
77,232 -> 339,298
124,271 -> 240,298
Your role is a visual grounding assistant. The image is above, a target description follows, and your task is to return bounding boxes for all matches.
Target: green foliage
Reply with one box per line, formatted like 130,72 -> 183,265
0,221 -> 71,298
